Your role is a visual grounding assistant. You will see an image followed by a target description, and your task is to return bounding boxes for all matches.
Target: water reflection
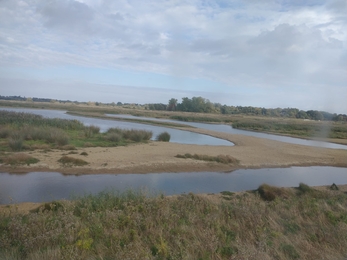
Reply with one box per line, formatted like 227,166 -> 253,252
0,166 -> 346,204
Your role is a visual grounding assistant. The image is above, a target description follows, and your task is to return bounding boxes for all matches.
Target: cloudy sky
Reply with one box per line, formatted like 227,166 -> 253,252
0,0 -> 346,113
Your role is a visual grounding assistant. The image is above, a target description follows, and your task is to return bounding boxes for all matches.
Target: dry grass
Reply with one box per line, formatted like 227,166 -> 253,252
1,185 -> 346,259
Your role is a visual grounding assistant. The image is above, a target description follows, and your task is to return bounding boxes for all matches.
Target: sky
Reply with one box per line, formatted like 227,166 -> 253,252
0,0 -> 346,113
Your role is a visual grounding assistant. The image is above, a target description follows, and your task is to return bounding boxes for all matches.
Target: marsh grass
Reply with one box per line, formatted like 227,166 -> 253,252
0,153 -> 39,165
176,153 -> 238,164
1,184 -> 346,259
0,111 -> 154,152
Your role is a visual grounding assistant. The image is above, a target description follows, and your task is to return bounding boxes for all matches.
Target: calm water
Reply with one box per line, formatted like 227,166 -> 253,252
0,167 -> 346,204
109,114 -> 347,150
0,108 -> 232,146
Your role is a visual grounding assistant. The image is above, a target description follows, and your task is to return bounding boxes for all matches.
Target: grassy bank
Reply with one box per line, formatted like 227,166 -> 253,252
1,184 -> 346,259
232,118 -> 347,139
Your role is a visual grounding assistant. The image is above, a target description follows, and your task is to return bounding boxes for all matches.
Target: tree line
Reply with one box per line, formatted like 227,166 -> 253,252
146,96 -> 347,122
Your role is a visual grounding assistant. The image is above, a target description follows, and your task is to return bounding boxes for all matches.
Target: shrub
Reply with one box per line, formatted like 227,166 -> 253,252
107,127 -> 123,134
156,132 -> 171,142
123,129 -> 152,142
106,133 -> 122,142
258,184 -> 289,201
298,183 -> 312,193
58,156 -> 88,166
0,126 -> 11,138
84,125 -> 100,137
47,129 -> 69,146
80,152 -> 88,156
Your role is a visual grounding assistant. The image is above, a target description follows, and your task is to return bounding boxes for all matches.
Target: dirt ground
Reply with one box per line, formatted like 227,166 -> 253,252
1,128 -> 346,175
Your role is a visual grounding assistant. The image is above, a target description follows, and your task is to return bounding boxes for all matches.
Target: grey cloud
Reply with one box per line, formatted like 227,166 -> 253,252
38,0 -> 94,32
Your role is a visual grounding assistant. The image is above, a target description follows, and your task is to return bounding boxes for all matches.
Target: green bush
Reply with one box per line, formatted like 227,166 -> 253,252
156,132 -> 171,142
298,183 -> 312,193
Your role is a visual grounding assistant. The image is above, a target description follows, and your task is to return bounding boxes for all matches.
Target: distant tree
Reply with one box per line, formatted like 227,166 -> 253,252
167,98 -> 178,111
296,110 -> 308,119
117,102 -> 123,106
306,110 -> 324,121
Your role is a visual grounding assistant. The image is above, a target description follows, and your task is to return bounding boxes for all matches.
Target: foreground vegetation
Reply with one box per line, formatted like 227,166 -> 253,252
0,184 -> 346,259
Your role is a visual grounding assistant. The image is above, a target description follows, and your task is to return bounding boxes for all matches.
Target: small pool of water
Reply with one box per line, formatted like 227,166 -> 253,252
0,166 -> 346,204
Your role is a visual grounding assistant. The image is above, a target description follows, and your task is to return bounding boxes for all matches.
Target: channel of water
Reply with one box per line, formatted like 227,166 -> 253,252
0,166 -> 346,204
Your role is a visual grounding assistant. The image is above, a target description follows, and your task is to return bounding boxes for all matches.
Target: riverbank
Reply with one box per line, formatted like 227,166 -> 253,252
1,129 -> 346,174
1,184 -> 346,259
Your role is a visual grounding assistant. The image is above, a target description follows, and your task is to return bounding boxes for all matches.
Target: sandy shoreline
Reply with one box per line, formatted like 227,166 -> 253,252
1,128 -> 346,174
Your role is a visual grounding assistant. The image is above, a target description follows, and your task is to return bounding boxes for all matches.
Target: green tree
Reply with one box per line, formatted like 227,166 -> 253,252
167,98 -> 178,111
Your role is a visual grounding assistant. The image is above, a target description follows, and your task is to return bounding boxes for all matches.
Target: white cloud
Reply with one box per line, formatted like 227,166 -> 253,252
0,0 -> 346,113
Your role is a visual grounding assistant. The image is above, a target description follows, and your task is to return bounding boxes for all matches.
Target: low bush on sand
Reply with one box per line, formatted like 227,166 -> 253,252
176,153 -> 238,164
58,156 -> 88,166
156,131 -> 171,142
